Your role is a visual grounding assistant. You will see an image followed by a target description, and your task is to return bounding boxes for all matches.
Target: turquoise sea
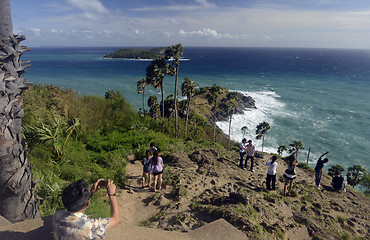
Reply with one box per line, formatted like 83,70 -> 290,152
23,47 -> 370,173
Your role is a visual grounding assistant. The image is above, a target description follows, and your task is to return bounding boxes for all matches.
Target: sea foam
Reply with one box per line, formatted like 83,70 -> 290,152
216,90 -> 285,154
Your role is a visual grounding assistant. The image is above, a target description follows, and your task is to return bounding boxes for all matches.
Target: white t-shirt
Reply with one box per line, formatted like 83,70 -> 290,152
240,142 -> 247,153
266,161 -> 278,175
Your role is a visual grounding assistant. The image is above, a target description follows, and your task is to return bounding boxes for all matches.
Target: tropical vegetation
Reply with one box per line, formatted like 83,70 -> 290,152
21,80 -> 244,217
256,121 -> 270,152
104,47 -> 166,59
3,38 -> 369,230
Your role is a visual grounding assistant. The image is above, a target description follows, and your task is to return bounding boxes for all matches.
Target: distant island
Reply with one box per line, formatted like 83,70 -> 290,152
103,47 -> 166,59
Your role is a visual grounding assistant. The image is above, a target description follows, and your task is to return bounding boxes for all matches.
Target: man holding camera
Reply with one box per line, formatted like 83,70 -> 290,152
53,179 -> 119,239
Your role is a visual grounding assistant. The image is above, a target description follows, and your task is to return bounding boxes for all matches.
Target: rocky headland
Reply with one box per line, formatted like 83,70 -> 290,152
123,89 -> 369,239
134,149 -> 369,239
1,88 -> 368,240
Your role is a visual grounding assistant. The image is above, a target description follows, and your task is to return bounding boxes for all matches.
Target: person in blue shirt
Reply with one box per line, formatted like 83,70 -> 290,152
142,150 -> 152,188
314,151 -> 329,189
150,142 -> 157,154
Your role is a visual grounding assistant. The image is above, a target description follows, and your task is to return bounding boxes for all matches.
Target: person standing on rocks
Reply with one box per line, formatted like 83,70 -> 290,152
314,151 -> 329,189
266,156 -> 278,190
283,153 -> 299,196
53,179 -> 119,239
150,150 -> 163,192
142,150 -> 152,188
239,138 -> 247,169
246,140 -> 256,172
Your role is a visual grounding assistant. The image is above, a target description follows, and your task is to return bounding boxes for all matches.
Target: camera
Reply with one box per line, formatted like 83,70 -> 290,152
98,180 -> 108,187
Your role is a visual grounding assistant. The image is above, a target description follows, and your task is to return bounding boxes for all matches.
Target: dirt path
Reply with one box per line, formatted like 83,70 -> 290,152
106,160 -> 194,240
117,160 -> 159,226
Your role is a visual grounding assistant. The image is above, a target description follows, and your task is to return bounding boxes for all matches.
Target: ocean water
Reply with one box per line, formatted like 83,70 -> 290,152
22,47 -> 370,172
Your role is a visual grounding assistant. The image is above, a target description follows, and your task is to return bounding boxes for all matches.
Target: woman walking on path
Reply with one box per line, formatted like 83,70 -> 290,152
283,154 -> 299,196
142,150 -> 152,188
266,156 -> 278,190
150,150 -> 163,192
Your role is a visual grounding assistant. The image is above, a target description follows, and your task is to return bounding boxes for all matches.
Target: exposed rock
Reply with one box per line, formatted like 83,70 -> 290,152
214,92 -> 256,122
135,149 -> 370,239
164,151 -> 197,171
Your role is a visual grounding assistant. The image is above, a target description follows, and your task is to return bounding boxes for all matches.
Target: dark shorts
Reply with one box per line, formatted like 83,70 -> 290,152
143,166 -> 151,173
153,170 -> 163,176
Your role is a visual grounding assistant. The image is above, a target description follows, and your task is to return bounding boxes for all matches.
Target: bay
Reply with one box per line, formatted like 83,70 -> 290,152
23,47 -> 370,172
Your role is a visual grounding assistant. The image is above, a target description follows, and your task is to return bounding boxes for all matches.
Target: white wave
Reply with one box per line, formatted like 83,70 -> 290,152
102,57 -> 190,62
216,90 -> 286,154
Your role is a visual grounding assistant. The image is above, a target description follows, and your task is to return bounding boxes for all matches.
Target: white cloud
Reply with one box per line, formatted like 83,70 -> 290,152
30,28 -> 42,36
14,1 -> 370,48
66,0 -> 109,14
178,28 -> 248,40
193,0 -> 216,8
50,29 -> 64,33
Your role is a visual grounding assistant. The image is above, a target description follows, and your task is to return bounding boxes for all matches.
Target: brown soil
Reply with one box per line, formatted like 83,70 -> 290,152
1,149 -> 368,240
123,149 -> 370,240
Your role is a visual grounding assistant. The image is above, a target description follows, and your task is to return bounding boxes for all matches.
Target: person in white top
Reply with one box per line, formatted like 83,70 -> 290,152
246,140 -> 256,172
266,156 -> 278,190
239,138 -> 247,169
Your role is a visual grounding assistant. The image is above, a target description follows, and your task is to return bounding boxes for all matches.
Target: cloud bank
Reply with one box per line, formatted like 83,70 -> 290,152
11,0 -> 370,48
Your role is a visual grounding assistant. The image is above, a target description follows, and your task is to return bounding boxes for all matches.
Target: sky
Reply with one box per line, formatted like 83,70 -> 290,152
9,0 -> 370,49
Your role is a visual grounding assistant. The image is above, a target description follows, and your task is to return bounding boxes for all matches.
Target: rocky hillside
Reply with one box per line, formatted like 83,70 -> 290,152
139,149 -> 369,240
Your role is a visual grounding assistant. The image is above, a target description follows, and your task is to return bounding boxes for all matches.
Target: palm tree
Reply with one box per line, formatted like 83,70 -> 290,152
206,84 -> 221,142
162,94 -> 176,118
288,140 -> 304,158
181,77 -> 195,137
277,145 -> 287,156
146,58 -> 169,122
241,126 -> 248,139
256,121 -> 271,152
220,92 -> 240,151
0,0 -> 39,222
147,95 -> 160,119
137,78 -> 148,114
347,165 -> 367,188
164,44 -> 183,138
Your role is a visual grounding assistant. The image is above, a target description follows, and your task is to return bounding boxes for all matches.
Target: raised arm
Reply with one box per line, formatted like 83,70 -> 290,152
320,151 -> 330,159
90,178 -> 105,195
106,179 -> 119,230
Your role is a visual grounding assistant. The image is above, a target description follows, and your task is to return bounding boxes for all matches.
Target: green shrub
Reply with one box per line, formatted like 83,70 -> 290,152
86,191 -> 110,219
33,168 -> 65,216
328,164 -> 345,177
22,84 -> 235,218
298,162 -> 313,171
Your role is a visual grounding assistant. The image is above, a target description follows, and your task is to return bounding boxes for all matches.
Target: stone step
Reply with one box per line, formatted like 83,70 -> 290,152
0,215 -> 11,227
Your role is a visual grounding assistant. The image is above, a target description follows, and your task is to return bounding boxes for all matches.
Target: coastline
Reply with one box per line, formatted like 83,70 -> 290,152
23,47 -> 370,172
102,57 -> 191,61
